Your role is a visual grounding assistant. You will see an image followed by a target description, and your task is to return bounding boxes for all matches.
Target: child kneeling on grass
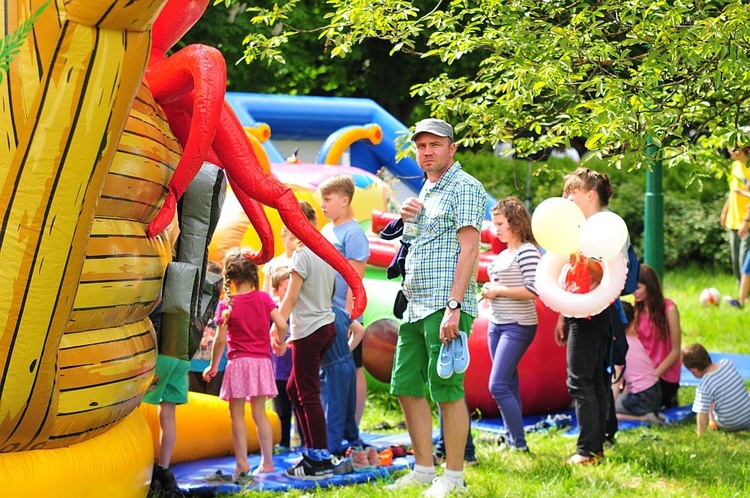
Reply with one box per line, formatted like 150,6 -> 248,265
611,302 -> 665,426
682,343 -> 750,436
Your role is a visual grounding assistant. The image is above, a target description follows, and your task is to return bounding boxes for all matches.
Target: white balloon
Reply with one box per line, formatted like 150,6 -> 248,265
531,197 -> 586,255
579,211 -> 629,262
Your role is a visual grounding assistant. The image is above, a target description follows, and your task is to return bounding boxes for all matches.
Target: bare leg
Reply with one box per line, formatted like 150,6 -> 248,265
229,398 -> 250,476
355,367 -> 367,424
739,274 -> 750,305
250,396 -> 275,472
438,398 -> 468,472
157,402 -> 177,467
398,395 -> 434,467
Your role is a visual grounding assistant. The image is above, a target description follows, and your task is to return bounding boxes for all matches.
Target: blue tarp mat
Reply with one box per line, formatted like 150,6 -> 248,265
472,405 -> 694,435
172,430 -> 440,496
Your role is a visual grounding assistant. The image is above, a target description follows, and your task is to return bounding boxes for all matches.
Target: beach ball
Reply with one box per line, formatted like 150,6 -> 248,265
699,287 -> 721,306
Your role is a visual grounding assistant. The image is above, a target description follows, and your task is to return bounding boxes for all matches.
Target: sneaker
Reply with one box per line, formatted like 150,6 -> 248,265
437,340 -> 454,379
285,453 -> 333,480
366,446 -> 382,469
724,296 -> 743,309
451,331 -> 470,374
348,447 -> 371,473
422,476 -> 468,498
234,472 -> 253,486
332,455 -> 354,475
384,470 -> 435,490
152,464 -> 184,496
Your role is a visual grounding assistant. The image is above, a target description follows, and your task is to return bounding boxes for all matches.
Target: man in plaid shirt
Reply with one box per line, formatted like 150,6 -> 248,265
385,118 -> 487,498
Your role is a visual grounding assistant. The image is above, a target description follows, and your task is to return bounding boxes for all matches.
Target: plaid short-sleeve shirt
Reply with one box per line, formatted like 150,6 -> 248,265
402,162 -> 487,322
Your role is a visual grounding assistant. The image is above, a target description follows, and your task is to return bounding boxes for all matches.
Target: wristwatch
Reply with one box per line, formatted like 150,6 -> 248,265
447,299 -> 461,310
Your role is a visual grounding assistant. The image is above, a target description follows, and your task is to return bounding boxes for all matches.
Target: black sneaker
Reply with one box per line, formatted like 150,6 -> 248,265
285,453 -> 333,480
151,464 -> 184,497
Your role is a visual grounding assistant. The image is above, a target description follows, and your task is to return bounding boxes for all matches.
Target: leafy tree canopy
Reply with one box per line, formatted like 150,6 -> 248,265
215,0 -> 750,179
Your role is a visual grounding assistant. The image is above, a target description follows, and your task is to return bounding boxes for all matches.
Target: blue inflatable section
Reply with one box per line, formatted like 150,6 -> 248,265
225,92 -> 496,218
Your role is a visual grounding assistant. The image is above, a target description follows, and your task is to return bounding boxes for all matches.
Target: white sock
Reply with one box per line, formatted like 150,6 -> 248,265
443,468 -> 464,484
413,463 -> 437,481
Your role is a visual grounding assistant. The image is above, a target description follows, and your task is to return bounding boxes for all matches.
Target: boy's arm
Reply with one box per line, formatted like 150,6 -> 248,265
696,412 -> 709,436
347,320 -> 366,351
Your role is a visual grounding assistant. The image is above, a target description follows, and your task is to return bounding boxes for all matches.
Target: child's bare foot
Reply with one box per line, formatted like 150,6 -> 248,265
252,465 -> 274,475
234,465 -> 251,480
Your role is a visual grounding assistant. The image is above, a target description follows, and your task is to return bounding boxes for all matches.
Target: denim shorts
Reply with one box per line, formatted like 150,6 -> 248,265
615,382 -> 662,416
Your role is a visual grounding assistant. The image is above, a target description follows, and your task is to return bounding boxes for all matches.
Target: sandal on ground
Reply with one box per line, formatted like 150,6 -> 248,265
234,471 -> 253,485
203,470 -> 233,483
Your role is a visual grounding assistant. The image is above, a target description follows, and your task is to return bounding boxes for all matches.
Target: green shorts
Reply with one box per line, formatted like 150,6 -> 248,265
142,354 -> 190,405
389,310 -> 474,403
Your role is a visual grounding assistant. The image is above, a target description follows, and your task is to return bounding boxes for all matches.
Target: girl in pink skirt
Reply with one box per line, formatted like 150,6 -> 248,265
204,247 -> 288,480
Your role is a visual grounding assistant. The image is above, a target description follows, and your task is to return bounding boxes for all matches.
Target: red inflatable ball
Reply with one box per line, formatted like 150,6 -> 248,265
362,318 -> 399,384
464,300 -> 571,418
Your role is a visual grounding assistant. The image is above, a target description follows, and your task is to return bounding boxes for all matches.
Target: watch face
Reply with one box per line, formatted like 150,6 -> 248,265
448,299 -> 460,310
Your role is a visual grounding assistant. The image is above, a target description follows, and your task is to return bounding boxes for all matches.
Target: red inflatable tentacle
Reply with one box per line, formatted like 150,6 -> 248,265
212,104 -> 367,318
276,191 -> 368,319
225,175 -> 275,265
144,46 -> 226,237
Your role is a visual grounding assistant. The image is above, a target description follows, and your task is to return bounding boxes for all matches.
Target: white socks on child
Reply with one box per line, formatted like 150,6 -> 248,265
443,468 -> 465,484
413,464 -> 437,482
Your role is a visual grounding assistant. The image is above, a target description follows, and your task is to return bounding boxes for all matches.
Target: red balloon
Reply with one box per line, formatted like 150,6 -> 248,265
464,300 -> 571,417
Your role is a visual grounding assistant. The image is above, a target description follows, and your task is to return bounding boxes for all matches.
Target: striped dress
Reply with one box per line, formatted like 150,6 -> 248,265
693,359 -> 750,431
486,242 -> 541,326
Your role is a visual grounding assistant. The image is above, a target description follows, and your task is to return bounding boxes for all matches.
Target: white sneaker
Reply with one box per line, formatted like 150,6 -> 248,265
384,470 -> 435,490
422,476 -> 468,498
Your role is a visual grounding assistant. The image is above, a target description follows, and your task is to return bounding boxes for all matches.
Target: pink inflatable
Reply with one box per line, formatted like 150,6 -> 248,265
464,300 -> 571,418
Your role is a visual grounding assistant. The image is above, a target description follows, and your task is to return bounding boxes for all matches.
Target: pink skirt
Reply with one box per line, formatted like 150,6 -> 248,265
220,356 -> 278,402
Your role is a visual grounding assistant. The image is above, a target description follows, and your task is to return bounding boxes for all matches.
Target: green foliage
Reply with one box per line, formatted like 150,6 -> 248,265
458,151 -> 730,270
220,0 -> 750,174
0,1 -> 48,84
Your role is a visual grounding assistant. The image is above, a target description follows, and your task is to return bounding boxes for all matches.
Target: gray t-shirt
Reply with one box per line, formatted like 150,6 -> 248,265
290,246 -> 335,340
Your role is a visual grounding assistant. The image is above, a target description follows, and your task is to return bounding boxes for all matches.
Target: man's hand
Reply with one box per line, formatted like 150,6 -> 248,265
400,197 -> 423,221
440,308 -> 461,343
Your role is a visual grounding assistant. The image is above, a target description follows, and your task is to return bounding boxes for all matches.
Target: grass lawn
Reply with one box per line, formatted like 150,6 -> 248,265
224,267 -> 750,497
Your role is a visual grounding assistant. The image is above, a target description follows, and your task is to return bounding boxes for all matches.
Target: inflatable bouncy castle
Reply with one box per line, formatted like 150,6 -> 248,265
0,1 -> 365,496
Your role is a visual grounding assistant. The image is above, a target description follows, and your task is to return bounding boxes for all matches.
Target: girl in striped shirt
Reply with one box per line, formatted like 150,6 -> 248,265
480,197 -> 541,451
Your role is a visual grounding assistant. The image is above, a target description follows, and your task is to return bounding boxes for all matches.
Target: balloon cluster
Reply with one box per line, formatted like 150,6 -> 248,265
531,198 -> 629,318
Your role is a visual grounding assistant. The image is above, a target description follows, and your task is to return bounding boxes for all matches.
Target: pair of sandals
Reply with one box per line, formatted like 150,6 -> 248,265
203,470 -> 253,486
437,330 -> 470,379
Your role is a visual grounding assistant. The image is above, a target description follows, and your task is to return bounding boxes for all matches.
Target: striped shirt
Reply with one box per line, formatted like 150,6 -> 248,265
403,162 -> 487,322
487,242 -> 540,326
692,359 -> 750,431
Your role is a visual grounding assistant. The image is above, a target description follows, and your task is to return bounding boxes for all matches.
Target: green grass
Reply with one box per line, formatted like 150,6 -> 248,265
222,267 -> 750,497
